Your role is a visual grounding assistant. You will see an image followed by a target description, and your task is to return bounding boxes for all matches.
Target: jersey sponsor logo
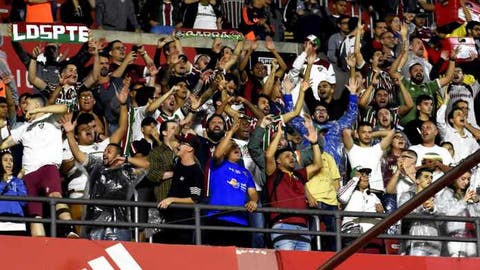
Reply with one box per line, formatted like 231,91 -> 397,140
227,178 -> 239,188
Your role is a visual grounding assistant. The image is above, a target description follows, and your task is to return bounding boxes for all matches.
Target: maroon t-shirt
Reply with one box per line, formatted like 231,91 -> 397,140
267,168 -> 308,226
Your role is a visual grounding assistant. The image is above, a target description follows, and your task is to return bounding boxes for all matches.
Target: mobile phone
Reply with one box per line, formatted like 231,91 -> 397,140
476,187 -> 480,196
132,45 -> 140,52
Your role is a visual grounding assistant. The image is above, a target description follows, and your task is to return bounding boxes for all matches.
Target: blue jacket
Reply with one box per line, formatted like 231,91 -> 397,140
0,177 -> 27,217
314,94 -> 358,173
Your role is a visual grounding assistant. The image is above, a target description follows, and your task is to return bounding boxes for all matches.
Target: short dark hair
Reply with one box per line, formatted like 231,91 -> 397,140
27,94 -> 46,107
415,94 -> 433,106
105,40 -> 122,55
452,99 -> 468,109
348,17 -> 359,32
135,86 -> 155,106
416,167 -> 433,180
336,14 -> 350,25
0,97 -> 7,105
402,149 -> 418,160
274,147 -> 293,161
107,143 -> 123,155
141,116 -> 157,127
447,107 -> 464,126
74,112 -> 95,135
159,120 -> 177,141
357,121 -> 373,130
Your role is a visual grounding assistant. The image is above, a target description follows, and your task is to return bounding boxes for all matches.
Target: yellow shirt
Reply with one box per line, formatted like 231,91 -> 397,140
305,152 -> 340,206
445,24 -> 467,38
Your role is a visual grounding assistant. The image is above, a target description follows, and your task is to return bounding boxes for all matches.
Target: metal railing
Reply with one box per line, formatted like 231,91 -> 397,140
0,194 -> 479,254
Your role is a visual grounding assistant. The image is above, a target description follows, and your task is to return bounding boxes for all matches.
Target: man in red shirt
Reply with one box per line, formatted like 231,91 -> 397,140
265,117 -> 322,250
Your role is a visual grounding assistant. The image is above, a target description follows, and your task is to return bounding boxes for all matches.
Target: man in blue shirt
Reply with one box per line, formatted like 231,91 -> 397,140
205,118 -> 258,247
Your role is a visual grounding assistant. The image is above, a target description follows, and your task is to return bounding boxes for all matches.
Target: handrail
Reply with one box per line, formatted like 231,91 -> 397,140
0,194 -> 479,249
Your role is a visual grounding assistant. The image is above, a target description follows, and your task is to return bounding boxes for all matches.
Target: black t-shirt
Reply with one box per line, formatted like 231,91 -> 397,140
165,161 -> 204,222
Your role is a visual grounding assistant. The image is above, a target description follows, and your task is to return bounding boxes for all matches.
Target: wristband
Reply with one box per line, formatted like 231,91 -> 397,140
311,141 -> 318,146
449,57 -> 456,61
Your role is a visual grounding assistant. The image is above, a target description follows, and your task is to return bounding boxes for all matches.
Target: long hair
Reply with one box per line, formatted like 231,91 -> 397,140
0,151 -> 16,180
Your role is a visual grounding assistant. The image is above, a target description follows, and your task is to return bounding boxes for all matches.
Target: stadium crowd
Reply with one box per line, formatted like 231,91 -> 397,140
0,0 -> 479,258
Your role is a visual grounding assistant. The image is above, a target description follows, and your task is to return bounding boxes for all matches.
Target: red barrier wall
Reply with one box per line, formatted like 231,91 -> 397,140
1,235 -> 480,270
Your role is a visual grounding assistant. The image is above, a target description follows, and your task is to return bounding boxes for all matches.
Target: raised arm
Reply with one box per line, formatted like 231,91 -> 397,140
342,128 -> 354,151
438,52 -> 456,87
27,46 -> 47,91
265,37 -> 287,77
281,80 -> 309,124
109,77 -> 130,144
358,71 -> 378,109
237,96 -> 265,120
111,51 -> 136,78
26,104 -> 68,119
261,59 -> 278,98
380,129 -> 395,150
303,115 -> 322,179
213,117 -> 240,165
146,86 -> 176,114
61,114 -> 87,164
393,72 -> 414,116
265,122 -> 282,176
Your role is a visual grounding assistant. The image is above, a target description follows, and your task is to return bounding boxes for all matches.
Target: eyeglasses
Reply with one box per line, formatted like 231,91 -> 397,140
79,96 -> 93,100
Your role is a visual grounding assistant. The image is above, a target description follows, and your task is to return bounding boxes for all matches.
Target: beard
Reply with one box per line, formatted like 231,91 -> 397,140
207,129 -> 225,142
100,67 -> 109,77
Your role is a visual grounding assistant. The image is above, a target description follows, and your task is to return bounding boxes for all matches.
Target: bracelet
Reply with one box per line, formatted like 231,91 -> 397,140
311,141 -> 318,146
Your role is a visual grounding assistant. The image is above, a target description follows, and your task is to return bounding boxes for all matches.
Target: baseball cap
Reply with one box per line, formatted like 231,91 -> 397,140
306,34 -> 321,49
175,133 -> 201,150
350,166 -> 372,178
422,152 -> 442,162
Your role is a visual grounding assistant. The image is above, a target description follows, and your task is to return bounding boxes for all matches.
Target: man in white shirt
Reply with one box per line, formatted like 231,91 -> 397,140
0,94 -> 76,237
409,120 -> 453,168
437,94 -> 479,164
343,122 -> 395,193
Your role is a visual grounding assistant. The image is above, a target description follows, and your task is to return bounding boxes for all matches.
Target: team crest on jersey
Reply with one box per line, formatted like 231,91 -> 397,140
38,123 -> 44,129
227,178 -> 239,188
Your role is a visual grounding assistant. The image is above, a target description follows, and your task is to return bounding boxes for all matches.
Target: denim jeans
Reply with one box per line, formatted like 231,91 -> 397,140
271,223 -> 311,251
315,202 -> 337,251
249,200 -> 265,248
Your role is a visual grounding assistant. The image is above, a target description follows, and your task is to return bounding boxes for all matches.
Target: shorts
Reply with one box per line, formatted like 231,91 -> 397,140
24,165 -> 62,217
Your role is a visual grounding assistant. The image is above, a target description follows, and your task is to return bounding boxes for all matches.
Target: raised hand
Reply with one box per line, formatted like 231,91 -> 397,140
59,113 -> 76,133
300,79 -> 312,92
116,76 -> 131,104
346,53 -> 356,69
303,114 -> 318,143
283,76 -> 295,94
32,45 -> 42,59
265,36 -> 276,51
